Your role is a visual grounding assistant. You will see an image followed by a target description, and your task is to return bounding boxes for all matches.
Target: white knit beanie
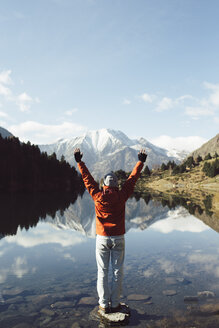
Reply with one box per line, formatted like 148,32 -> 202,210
103,172 -> 118,187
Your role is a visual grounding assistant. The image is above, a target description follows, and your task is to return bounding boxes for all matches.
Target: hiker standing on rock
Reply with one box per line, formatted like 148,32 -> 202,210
74,148 -> 147,313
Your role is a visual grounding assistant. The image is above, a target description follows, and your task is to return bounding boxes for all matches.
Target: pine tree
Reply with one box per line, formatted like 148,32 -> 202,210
161,163 -> 167,171
196,155 -> 202,163
204,153 -> 212,160
185,156 -> 195,168
143,165 -> 151,176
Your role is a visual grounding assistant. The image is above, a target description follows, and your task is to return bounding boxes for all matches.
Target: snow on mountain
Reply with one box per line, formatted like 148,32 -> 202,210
39,128 -> 184,179
166,148 -> 190,162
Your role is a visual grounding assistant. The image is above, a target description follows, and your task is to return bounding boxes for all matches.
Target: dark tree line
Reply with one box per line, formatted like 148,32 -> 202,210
203,159 -> 219,178
160,152 -> 219,177
0,191 -> 82,237
0,135 -> 85,192
161,160 -> 178,172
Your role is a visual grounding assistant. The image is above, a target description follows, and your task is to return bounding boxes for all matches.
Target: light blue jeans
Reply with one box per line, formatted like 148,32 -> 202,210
96,234 -> 125,308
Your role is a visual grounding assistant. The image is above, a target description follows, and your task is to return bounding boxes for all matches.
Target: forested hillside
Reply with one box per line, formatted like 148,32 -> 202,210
0,135 -> 84,193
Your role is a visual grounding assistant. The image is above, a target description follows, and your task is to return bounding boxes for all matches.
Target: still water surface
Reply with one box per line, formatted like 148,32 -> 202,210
1,192 -> 219,327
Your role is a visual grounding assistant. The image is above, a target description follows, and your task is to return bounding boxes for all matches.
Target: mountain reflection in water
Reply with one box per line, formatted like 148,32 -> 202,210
1,191 -> 219,328
0,190 -> 217,237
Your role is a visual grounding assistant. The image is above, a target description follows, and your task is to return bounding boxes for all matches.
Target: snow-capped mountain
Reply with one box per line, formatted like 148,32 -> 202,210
39,128 -> 182,179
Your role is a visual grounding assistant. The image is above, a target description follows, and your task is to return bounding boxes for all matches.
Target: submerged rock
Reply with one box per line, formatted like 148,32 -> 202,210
162,290 -> 177,296
127,294 -> 151,301
78,296 -> 96,305
51,301 -> 73,309
197,291 -> 215,298
199,303 -> 219,315
71,323 -> 81,328
2,287 -> 25,296
5,296 -> 24,304
165,277 -> 191,285
11,324 -> 32,328
184,296 -> 199,303
40,308 -> 56,316
26,294 -> 54,307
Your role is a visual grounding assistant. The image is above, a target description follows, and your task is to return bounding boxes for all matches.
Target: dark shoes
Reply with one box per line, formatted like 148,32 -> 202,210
111,303 -> 122,313
99,303 -> 130,314
111,303 -> 130,314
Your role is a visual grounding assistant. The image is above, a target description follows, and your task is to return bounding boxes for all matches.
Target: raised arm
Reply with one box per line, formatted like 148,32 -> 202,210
74,148 -> 100,199
121,149 -> 147,201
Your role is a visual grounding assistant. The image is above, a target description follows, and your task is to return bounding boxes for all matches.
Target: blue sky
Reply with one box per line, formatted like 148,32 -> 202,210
0,0 -> 219,150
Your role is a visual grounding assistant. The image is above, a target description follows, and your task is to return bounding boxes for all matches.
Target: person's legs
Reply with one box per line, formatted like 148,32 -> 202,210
110,235 -> 125,308
96,235 -> 111,309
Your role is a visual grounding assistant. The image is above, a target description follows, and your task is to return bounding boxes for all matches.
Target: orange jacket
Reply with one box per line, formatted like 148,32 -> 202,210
77,161 -> 144,236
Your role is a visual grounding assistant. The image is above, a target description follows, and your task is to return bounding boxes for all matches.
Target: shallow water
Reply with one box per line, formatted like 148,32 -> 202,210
1,192 -> 219,327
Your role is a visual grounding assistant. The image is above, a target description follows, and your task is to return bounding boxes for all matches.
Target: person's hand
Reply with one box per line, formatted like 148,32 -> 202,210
74,148 -> 83,163
138,149 -> 147,163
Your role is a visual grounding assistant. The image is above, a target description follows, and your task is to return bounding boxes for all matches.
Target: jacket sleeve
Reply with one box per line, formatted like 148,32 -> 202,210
77,161 -> 100,199
121,161 -> 144,201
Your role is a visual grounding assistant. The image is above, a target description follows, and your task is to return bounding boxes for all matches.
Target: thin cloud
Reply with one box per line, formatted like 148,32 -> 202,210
0,70 -> 12,97
181,82 -> 219,120
0,70 -> 38,113
185,106 -> 214,119
0,111 -> 8,118
204,81 -> 219,107
140,93 -> 155,103
214,117 -> 219,124
8,120 -> 87,144
156,97 -> 174,111
16,92 -> 33,112
0,70 -> 12,85
155,95 -> 193,112
138,84 -> 219,121
122,98 -> 131,105
65,108 -> 79,116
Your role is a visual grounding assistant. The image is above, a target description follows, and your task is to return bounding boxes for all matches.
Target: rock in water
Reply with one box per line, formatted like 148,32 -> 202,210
127,294 -> 151,301
78,296 -> 97,305
197,291 -> 215,299
162,290 -> 177,296
184,296 -> 199,303
98,310 -> 130,325
90,304 -> 130,325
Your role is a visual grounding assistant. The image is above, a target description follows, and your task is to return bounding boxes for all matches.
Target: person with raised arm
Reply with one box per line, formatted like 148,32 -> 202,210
74,148 -> 147,314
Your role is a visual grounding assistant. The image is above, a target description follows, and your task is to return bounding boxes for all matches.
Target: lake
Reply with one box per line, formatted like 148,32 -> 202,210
1,191 -> 219,327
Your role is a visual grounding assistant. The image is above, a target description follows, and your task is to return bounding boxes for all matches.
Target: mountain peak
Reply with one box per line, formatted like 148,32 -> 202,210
79,128 -> 134,153
39,128 -> 181,178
